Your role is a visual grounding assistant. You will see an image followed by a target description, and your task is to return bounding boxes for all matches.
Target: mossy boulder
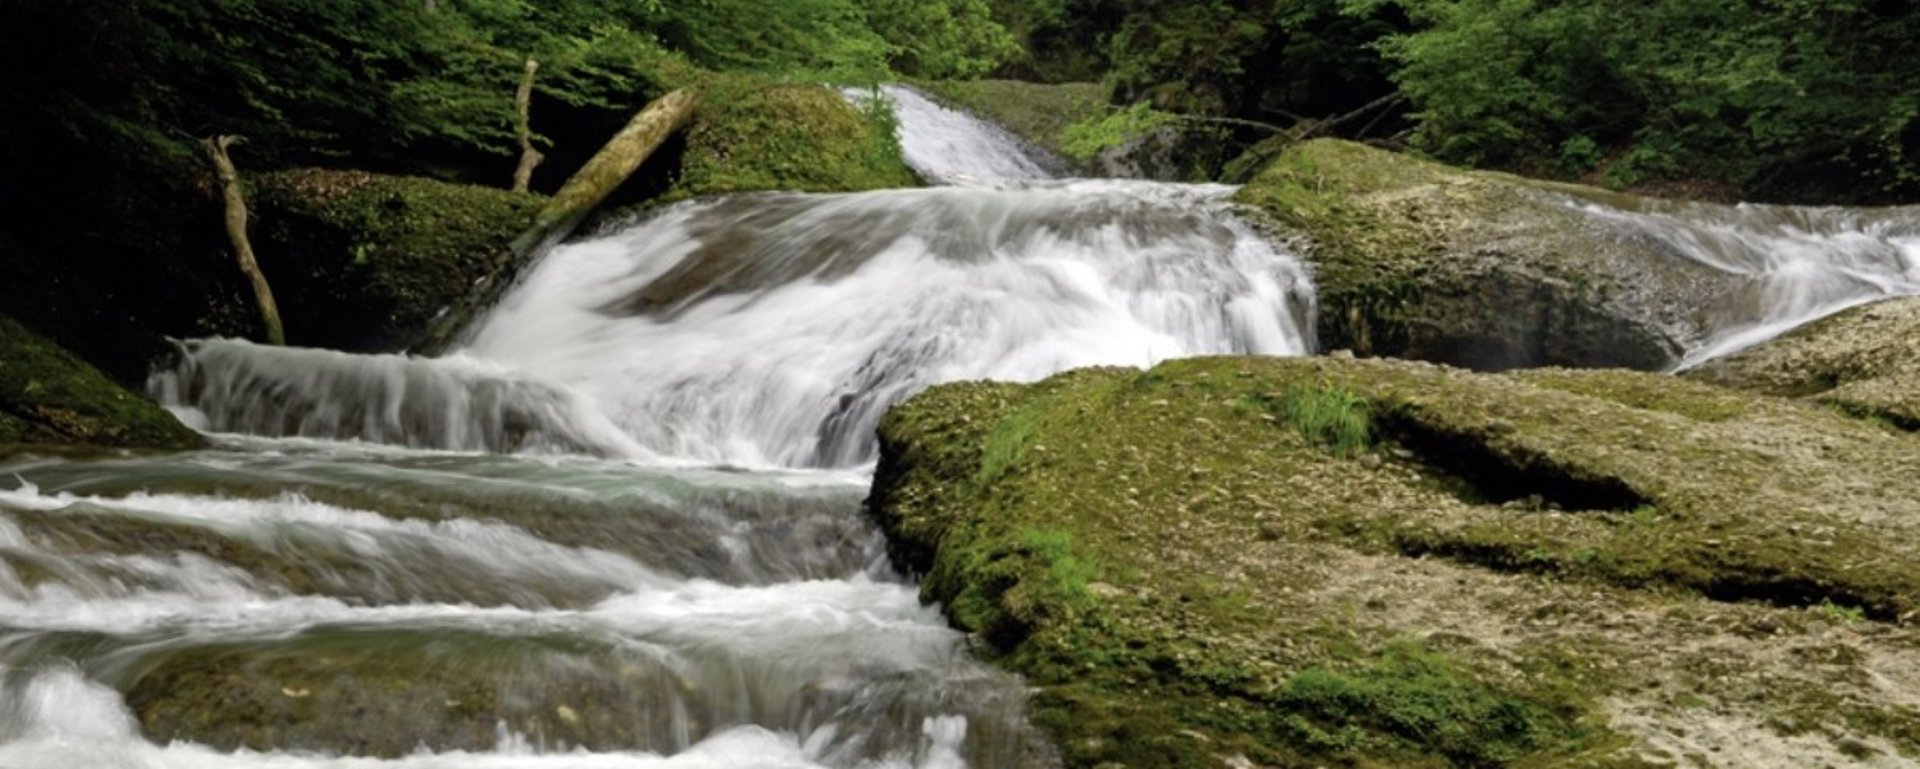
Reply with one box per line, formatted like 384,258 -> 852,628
1686,296 -> 1920,429
870,356 -> 1920,767
670,76 -> 917,198
0,315 -> 202,450
248,169 -> 545,353
121,630 -> 711,757
1234,140 -> 1747,371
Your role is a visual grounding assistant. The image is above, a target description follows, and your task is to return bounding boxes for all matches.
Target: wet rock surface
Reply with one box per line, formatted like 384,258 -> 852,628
1234,140 -> 1750,371
1688,296 -> 1920,429
120,630 -> 717,756
869,355 -> 1920,767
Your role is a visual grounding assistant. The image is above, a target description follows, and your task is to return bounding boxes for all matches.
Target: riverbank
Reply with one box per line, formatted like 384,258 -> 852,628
870,355 -> 1920,767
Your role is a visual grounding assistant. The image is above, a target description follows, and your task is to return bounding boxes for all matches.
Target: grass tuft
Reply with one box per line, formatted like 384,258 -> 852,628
1277,639 -> 1568,765
1276,383 -> 1373,457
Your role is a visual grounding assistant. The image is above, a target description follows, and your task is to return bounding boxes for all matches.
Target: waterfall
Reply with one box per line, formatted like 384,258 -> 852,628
22,78 -> 1920,769
850,85 -> 1057,185
156,142 -> 1314,468
1,82 -> 1317,769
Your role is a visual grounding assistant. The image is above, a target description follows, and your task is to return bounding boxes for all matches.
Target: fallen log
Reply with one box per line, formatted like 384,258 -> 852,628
511,87 -> 699,256
420,88 -> 699,353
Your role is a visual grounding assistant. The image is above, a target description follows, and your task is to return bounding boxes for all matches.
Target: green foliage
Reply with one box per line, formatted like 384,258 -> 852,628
1367,0 -> 1920,198
652,0 -> 889,82
918,80 -> 1109,160
3,0 -> 699,173
989,0 -> 1406,127
6,0 -> 1011,180
859,0 -> 1020,78
1277,640 -> 1566,765
1275,383 -> 1373,457
1060,101 -> 1175,159
1816,599 -> 1866,624
984,0 -> 1920,200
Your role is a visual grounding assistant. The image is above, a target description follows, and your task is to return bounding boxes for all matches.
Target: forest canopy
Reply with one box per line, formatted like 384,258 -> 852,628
6,0 -> 1917,208
992,0 -> 1920,201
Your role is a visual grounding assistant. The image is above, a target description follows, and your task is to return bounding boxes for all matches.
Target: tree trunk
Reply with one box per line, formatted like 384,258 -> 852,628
420,89 -> 700,354
204,135 -> 285,346
510,87 -> 699,255
511,57 -> 543,194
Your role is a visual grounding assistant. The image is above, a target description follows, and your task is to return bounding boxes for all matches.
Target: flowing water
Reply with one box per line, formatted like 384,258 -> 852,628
1557,196 -> 1920,368
7,84 -> 1920,769
0,87 -> 1312,768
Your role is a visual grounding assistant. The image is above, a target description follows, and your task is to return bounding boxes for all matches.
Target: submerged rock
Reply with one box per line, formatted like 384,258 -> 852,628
248,170 -> 545,353
121,630 -> 709,756
1235,140 -> 1746,371
869,356 -> 1920,767
0,315 -> 202,450
1687,296 -> 1920,428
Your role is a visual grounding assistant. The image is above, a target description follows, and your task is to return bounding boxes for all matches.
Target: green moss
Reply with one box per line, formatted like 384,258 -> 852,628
872,355 -> 1920,766
1277,640 -> 1569,766
1019,527 -> 1100,610
127,628 -> 690,757
0,314 -> 203,450
1232,140 -> 1693,370
1512,369 -> 1749,422
977,404 -> 1042,485
671,75 -> 916,198
250,170 -> 545,352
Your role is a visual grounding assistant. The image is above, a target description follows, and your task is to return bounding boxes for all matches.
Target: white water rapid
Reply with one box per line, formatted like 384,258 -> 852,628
11,83 -> 1920,769
1,86 -> 1315,769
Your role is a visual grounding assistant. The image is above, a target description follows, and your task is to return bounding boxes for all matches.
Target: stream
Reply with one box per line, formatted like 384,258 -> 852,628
2,86 -> 1918,768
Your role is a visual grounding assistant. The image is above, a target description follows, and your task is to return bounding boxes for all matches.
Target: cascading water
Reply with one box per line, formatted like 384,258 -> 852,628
1557,195 -> 1920,368
11,82 -> 1919,769
850,85 -> 1059,184
0,87 -> 1313,768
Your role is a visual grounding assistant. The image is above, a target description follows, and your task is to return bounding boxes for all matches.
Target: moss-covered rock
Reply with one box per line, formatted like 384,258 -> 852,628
1234,140 -> 1749,371
670,76 -> 917,198
870,356 -> 1920,767
122,630 -> 709,757
0,315 -> 202,450
248,169 -> 545,353
1685,297 -> 1920,429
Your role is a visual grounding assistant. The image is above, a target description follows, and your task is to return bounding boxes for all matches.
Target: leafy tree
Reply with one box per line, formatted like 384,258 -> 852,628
1364,0 -> 1920,198
859,0 -> 1020,78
